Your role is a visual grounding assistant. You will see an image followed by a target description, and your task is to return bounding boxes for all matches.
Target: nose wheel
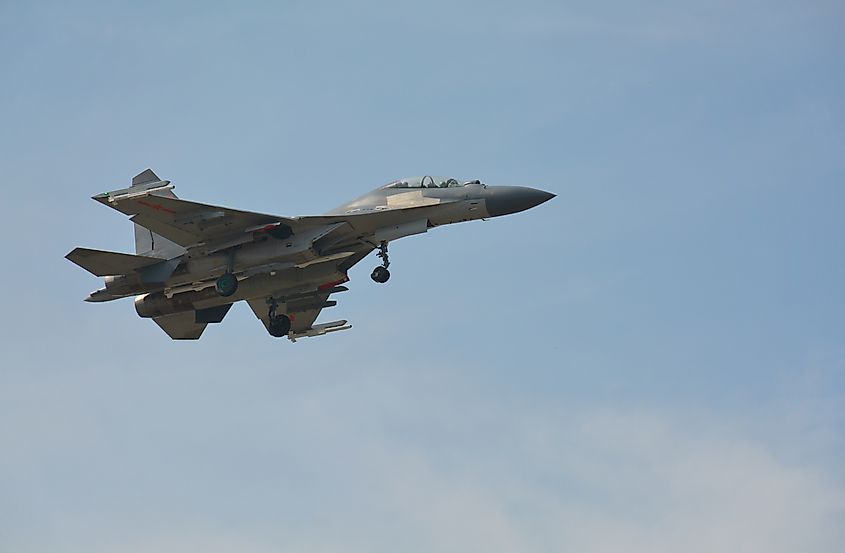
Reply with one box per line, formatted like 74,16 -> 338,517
371,266 -> 390,283
267,299 -> 291,338
371,241 -> 391,283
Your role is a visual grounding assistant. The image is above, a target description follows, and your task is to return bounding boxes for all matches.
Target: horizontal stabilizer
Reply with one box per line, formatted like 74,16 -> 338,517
153,311 -> 207,340
152,304 -> 232,340
66,247 -> 163,277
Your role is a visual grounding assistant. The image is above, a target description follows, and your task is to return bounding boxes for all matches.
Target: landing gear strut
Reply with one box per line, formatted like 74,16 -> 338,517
267,299 -> 291,338
215,248 -> 239,297
371,241 -> 391,283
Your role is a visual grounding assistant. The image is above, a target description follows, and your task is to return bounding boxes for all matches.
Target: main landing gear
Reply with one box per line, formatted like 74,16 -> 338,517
215,248 -> 239,297
267,299 -> 291,338
370,241 -> 391,283
215,272 -> 238,297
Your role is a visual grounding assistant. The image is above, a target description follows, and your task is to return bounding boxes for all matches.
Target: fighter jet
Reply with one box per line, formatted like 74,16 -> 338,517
66,170 -> 555,340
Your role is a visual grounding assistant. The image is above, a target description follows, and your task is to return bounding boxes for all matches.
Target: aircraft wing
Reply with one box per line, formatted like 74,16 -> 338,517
93,174 -> 445,252
94,192 -> 301,249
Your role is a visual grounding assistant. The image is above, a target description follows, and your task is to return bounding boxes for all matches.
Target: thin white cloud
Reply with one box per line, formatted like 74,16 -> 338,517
4,366 -> 840,553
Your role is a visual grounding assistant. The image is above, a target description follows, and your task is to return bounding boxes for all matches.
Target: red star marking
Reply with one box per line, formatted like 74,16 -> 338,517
138,200 -> 176,214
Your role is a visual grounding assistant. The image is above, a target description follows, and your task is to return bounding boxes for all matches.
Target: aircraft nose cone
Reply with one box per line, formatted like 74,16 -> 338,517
485,186 -> 556,217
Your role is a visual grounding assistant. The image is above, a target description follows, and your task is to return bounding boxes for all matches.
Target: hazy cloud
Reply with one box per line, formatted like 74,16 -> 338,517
2,364 -> 842,552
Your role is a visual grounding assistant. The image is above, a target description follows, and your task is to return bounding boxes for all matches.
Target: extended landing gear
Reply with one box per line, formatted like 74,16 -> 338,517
215,248 -> 239,297
267,299 -> 291,338
215,272 -> 238,297
371,266 -> 390,283
370,241 -> 391,283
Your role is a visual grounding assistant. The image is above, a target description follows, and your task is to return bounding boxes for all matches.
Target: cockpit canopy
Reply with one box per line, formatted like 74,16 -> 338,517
382,176 -> 482,189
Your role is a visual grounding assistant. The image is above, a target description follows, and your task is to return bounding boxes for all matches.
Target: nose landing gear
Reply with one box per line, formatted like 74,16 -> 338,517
371,241 -> 391,283
267,298 -> 291,338
371,266 -> 390,283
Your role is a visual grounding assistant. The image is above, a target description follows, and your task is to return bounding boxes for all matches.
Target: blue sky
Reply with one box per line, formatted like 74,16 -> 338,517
1,1 -> 843,551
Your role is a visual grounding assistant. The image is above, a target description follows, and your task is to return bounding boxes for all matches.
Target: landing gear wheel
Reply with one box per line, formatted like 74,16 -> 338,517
268,314 -> 291,338
215,273 -> 239,297
371,266 -> 391,283
371,241 -> 391,283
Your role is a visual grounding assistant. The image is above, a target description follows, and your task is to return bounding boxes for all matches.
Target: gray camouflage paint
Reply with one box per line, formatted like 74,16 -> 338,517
67,171 -> 554,340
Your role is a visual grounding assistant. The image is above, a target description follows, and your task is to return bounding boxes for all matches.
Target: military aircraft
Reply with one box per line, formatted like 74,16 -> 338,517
66,170 -> 555,340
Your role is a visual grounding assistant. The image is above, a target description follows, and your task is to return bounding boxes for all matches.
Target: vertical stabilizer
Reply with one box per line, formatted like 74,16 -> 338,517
132,169 -> 161,186
130,169 -> 186,259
